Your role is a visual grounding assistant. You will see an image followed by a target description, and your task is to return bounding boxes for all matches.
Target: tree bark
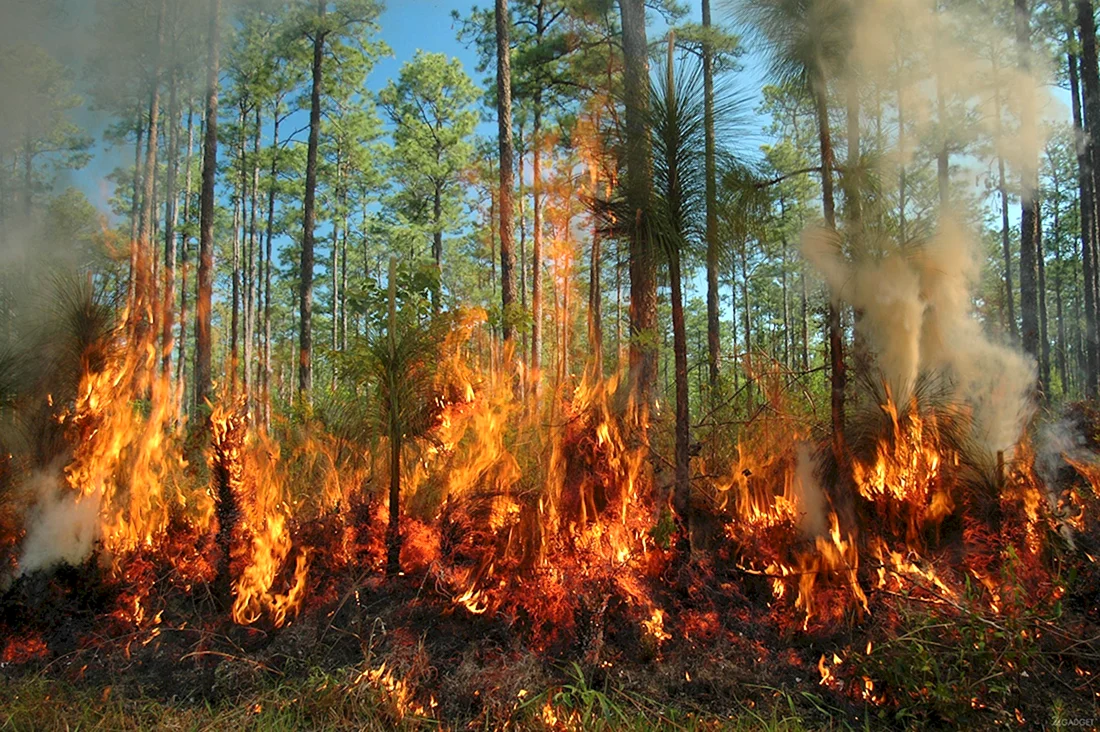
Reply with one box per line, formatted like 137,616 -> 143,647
162,62 -> 179,378
1076,0 -> 1100,395
619,0 -> 657,419
194,0 -> 220,412
1015,0 -> 1041,373
230,102 -> 245,395
177,101 -> 194,416
814,87 -> 845,459
245,106 -> 259,404
496,0 -> 517,347
530,2 -> 546,405
1038,209 -> 1051,395
992,58 -> 1018,340
263,105 -> 281,429
385,256 -> 401,576
703,0 -> 720,392
299,3 -> 327,407
137,0 -> 166,331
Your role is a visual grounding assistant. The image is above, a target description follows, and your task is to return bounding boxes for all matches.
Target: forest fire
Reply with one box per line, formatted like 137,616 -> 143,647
7,0 -> 1100,726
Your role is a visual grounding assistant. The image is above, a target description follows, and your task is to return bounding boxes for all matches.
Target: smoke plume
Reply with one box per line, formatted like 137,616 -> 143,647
799,0 -> 1049,457
16,469 -> 101,577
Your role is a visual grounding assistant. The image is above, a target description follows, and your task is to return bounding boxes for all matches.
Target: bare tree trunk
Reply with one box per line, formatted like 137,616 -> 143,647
137,0 -> 166,333
385,256 -> 401,576
1076,0 -> 1100,395
1053,189 -> 1070,394
518,119 -> 528,376
162,62 -> 180,378
620,0 -> 657,419
800,265 -> 809,370
177,101 -> 194,416
814,88 -> 845,460
245,106 -> 259,406
194,0 -> 221,412
703,0 -> 720,392
588,202 -> 603,378
1015,0 -> 1041,376
432,182 -> 443,312
1038,210 -> 1051,395
230,102 -> 245,396
496,0 -> 517,348
341,193 -> 349,352
299,4 -> 327,408
531,109 -> 543,401
992,58 -> 1018,340
130,111 -> 144,247
263,107 -> 280,429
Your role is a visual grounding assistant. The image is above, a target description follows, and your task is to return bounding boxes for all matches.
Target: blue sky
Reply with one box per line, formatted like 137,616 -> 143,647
75,0 -> 491,212
71,0 -> 749,216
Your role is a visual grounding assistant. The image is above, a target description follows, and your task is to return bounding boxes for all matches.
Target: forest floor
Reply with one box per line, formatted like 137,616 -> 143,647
2,542 -> 1100,731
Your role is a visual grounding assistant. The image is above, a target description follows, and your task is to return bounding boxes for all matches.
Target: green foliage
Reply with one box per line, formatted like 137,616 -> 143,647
0,43 -> 92,205
852,561 -> 1045,728
379,51 -> 479,263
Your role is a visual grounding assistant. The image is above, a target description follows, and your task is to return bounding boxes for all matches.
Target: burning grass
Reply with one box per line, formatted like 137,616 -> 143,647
3,287 -> 1100,730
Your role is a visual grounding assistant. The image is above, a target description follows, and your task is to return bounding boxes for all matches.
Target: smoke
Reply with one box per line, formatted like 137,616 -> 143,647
16,468 -> 101,577
804,219 -> 1036,456
792,442 -> 827,537
798,0 -> 1049,458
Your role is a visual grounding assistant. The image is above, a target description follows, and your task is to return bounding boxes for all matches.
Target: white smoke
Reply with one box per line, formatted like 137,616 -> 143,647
792,442 -> 827,537
803,220 -> 1036,457
795,0 -> 1048,458
16,469 -> 101,576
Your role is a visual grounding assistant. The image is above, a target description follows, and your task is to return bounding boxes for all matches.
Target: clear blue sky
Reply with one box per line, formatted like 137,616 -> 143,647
72,0 -> 751,217
75,0 -> 489,213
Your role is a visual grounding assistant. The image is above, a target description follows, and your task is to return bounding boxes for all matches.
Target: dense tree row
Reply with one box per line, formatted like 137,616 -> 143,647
1,0 -> 1099,490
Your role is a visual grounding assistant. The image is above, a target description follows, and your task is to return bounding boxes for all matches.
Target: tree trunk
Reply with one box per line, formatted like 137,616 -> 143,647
1071,37 -> 1095,394
589,204 -> 603,378
128,112 -> 144,312
137,0 -> 165,329
331,204 -> 339,393
518,119 -> 528,375
814,87 -> 845,459
162,63 -> 179,378
669,243 -> 690,540
299,6 -> 326,407
662,36 -> 691,542
230,102 -> 244,396
1076,0 -> 1100,395
194,0 -> 220,412
130,112 -> 144,246
800,265 -> 809,370
1053,192 -> 1069,394
992,59 -> 1018,340
998,153 -> 1017,337
739,236 -> 752,406
263,107 -> 280,429
496,0 -> 517,347
1015,0 -> 1041,373
619,0 -> 657,419
245,106 -> 259,405
386,256 -> 401,576
703,0 -> 720,392
177,101 -> 194,415
341,192 -> 349,352
1038,209 -> 1051,396
432,181 -> 443,312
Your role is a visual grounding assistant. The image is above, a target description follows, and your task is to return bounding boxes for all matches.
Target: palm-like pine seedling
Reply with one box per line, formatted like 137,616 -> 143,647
350,258 -> 457,575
